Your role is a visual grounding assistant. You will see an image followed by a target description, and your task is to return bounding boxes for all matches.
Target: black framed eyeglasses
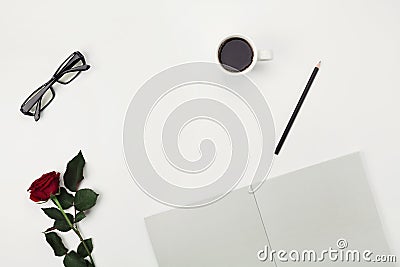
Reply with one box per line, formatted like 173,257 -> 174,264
20,51 -> 90,121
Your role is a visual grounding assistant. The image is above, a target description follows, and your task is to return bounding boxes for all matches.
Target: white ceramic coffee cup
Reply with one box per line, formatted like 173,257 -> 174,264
217,34 -> 273,75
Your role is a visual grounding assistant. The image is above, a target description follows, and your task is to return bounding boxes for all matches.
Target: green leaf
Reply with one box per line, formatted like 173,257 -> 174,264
45,232 -> 68,257
42,208 -> 64,220
64,151 -> 85,192
77,238 -> 93,258
54,220 -> 71,232
54,213 -> 74,232
63,251 -> 86,267
74,189 -> 99,211
57,187 -> 74,209
85,260 -> 94,267
75,211 -> 86,223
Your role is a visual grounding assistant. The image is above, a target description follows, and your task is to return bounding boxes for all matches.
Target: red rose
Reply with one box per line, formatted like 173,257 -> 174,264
27,171 -> 60,202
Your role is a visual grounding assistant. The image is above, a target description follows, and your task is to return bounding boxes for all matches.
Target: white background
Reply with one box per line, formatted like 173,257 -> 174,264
0,0 -> 399,266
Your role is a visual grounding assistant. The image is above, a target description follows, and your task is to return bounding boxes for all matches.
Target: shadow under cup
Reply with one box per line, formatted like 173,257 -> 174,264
218,37 -> 254,73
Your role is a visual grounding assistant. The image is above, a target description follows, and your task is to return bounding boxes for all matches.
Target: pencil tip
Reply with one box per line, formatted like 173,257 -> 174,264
316,61 -> 321,68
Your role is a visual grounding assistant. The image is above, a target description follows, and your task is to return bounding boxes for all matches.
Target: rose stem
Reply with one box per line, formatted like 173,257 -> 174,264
51,195 -> 95,267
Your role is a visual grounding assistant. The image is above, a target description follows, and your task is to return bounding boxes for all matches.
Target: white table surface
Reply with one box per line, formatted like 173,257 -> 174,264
1,0 -> 399,266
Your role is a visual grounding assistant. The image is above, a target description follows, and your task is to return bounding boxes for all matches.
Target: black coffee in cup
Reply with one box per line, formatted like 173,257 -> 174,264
218,37 -> 254,73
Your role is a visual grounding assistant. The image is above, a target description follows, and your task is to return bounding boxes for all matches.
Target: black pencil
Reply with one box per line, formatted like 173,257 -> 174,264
274,61 -> 321,155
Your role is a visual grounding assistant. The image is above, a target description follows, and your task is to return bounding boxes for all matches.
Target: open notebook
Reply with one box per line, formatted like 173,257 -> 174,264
145,153 -> 394,266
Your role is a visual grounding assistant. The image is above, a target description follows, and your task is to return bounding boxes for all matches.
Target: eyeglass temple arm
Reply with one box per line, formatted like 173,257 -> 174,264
34,99 -> 41,121
71,64 -> 90,71
58,64 -> 90,76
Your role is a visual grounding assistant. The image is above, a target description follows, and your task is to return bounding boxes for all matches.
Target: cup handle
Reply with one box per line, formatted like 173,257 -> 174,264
258,50 -> 273,61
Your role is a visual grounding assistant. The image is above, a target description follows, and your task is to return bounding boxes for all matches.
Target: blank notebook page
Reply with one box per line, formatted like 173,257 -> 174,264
255,152 -> 393,266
